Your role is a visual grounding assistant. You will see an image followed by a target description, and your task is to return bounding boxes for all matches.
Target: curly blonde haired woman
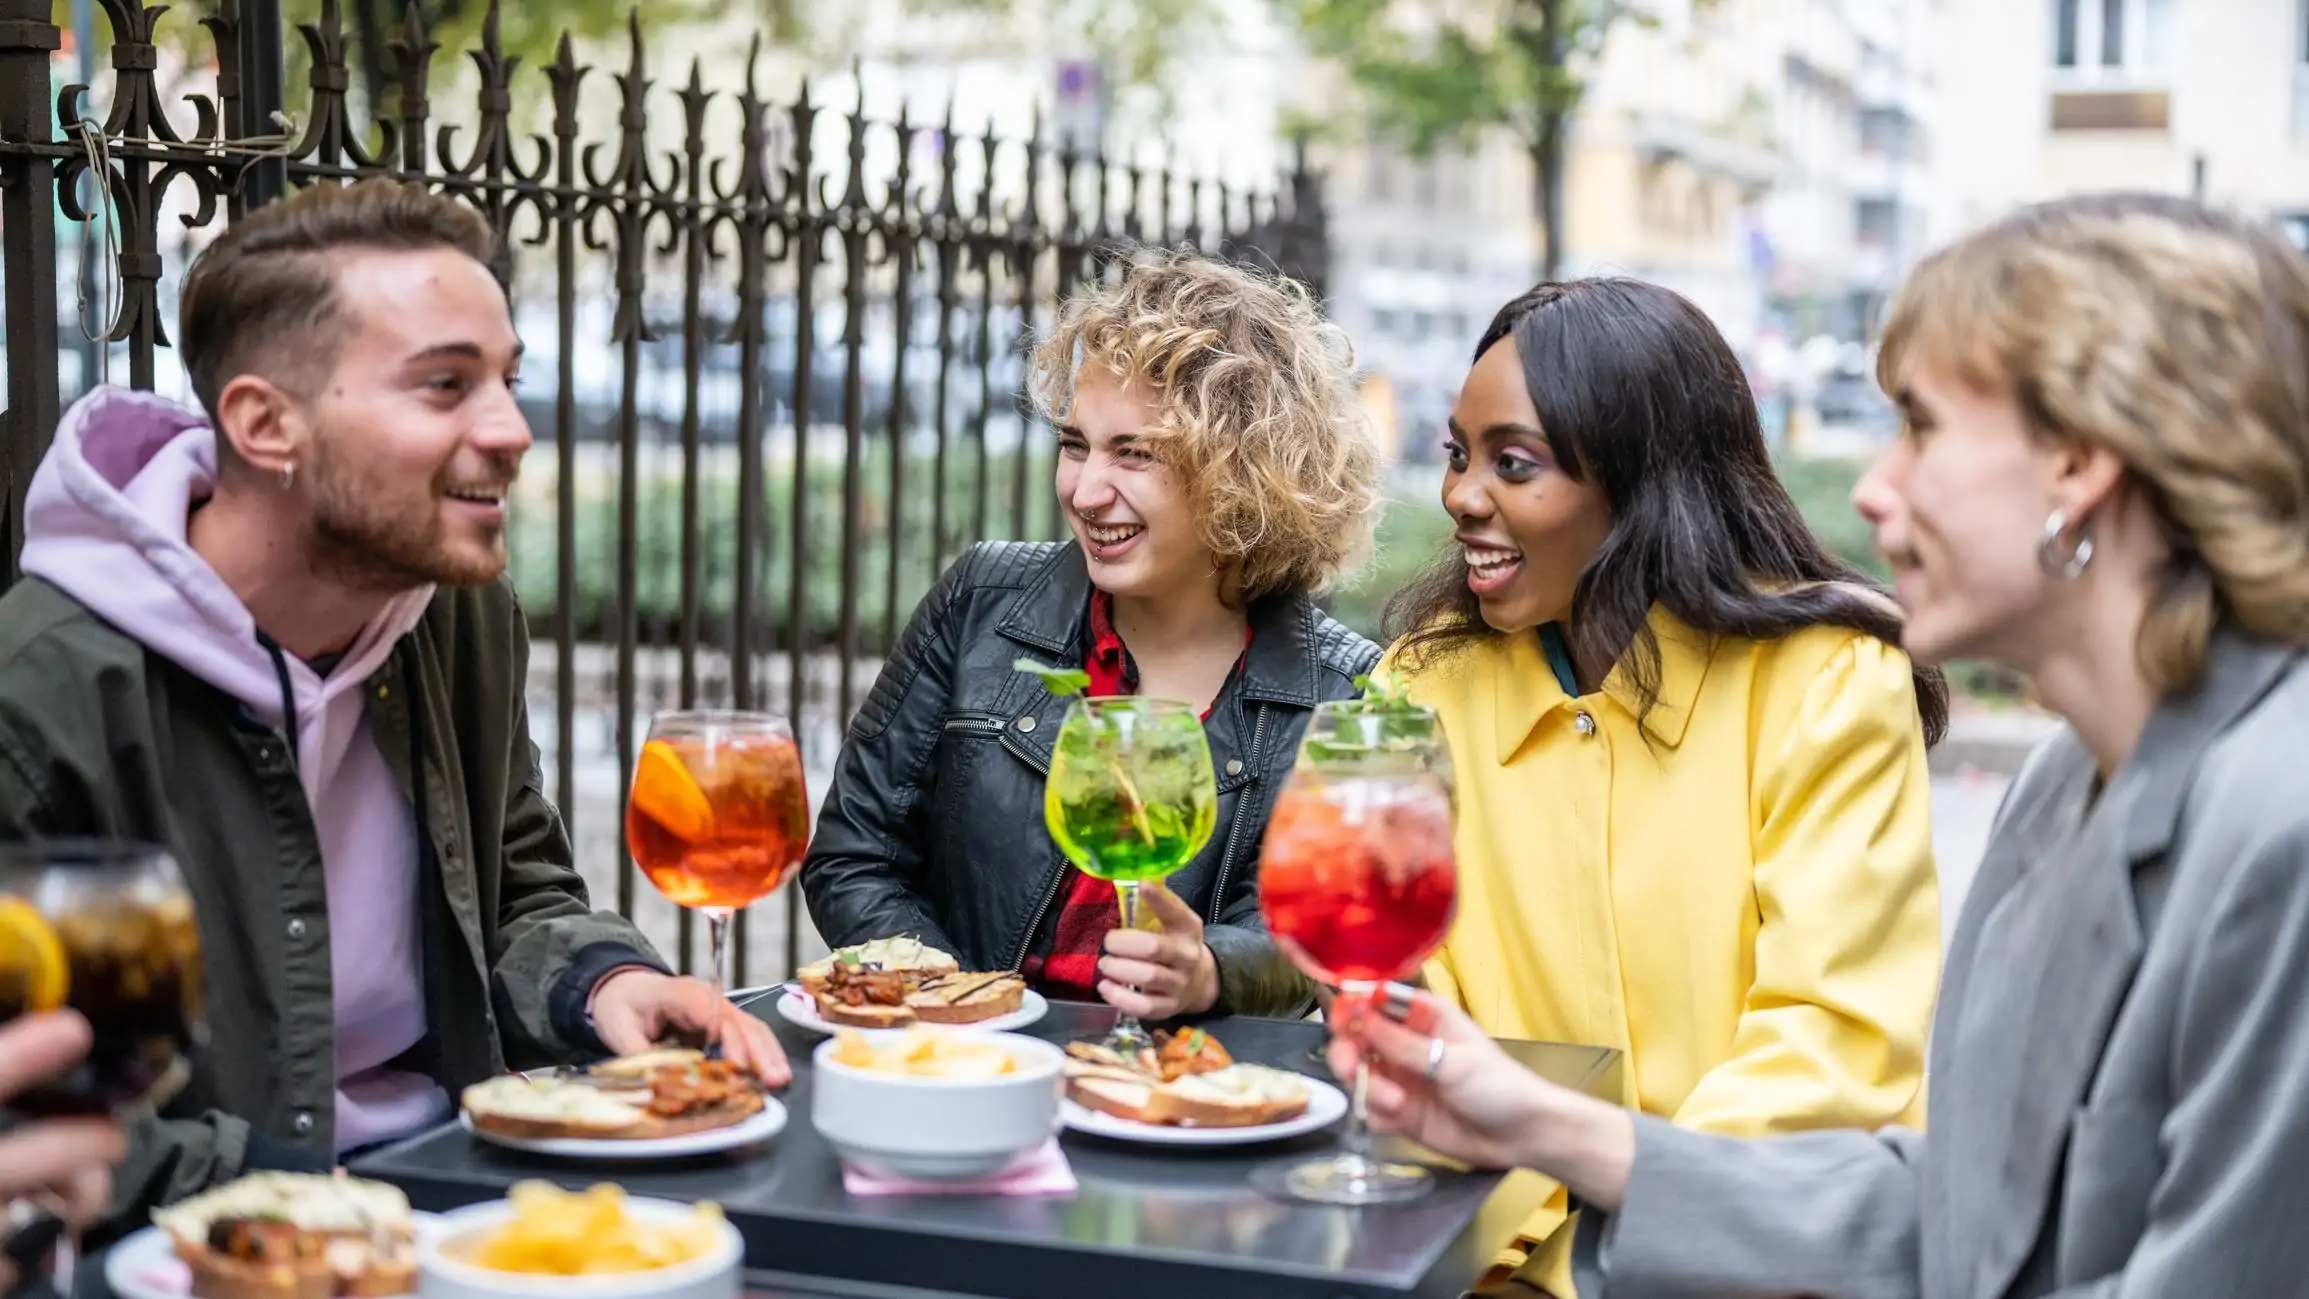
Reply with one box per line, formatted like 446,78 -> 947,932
803,250 -> 1383,1020
1328,192 -> 2309,1298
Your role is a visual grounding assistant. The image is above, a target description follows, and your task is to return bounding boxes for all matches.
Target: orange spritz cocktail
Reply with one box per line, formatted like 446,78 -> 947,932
626,710 -> 809,990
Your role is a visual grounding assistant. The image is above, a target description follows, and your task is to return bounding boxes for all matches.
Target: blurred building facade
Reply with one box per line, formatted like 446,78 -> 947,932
1317,0 -> 1938,455
1930,0 -> 2309,254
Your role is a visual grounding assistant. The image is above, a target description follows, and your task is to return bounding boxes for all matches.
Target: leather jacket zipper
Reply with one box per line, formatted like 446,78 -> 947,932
1001,723 -> 1066,971
1205,702 -> 1270,924
1010,854 -> 1070,972
942,712 -> 1007,735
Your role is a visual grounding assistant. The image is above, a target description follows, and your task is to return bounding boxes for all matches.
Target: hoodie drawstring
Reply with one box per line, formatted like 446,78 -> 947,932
254,631 -> 300,767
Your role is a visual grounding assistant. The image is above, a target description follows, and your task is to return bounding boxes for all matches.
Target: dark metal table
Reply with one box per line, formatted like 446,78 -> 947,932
350,1000 -> 1621,1299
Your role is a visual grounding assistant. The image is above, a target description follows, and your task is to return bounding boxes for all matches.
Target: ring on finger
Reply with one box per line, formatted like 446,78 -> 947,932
1423,1035 -> 1447,1082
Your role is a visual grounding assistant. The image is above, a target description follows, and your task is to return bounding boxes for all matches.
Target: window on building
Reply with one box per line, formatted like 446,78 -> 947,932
2054,0 -> 2080,66
2051,0 -> 2172,80
2297,1 -> 2309,137
1859,108 -> 1912,158
1856,198 -> 1900,249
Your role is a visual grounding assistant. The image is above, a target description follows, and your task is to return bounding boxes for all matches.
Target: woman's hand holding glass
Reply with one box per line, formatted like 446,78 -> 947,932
1095,882 -> 1220,1020
1327,986 -> 1637,1213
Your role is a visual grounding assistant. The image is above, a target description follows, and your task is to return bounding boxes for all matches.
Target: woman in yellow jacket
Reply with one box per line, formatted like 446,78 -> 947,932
1382,279 -> 1947,1296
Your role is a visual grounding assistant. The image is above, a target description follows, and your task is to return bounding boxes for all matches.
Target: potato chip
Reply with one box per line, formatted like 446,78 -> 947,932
458,1181 -> 720,1276
828,1028 -> 1018,1078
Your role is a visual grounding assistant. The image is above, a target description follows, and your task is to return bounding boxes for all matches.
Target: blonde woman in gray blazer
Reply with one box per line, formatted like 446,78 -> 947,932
1331,192 -> 2309,1299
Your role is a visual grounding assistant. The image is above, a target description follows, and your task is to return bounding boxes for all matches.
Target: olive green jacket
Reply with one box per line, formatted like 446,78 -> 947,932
0,576 -> 666,1238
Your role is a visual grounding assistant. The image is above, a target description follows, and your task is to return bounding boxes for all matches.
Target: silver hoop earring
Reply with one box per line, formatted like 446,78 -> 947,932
2037,507 -> 2094,579
279,464 -> 296,491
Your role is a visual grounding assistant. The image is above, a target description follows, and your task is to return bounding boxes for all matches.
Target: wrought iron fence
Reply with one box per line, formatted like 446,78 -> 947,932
0,0 -> 1330,982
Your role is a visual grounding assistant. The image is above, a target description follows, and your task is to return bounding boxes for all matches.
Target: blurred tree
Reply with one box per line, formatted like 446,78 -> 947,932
53,0 -> 728,134
870,0 -> 1228,117
1286,0 -> 1681,281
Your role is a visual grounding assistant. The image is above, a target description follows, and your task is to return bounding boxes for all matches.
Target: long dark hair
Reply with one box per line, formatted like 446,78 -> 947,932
1385,278 -> 1949,746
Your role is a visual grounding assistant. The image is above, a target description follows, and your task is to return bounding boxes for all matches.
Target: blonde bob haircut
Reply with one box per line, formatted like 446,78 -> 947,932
1877,192 -> 2309,691
1028,248 -> 1381,601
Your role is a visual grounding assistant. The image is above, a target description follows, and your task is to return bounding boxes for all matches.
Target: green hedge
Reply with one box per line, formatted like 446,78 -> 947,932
1776,455 -> 1887,580
509,450 -> 2017,699
506,445 -> 1059,654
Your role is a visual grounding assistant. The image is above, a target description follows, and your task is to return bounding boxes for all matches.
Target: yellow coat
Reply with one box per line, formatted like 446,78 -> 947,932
1391,612 -> 1940,1293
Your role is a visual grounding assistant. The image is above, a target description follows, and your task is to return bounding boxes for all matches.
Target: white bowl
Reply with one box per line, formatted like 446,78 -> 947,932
416,1195 -> 742,1299
811,1030 -> 1065,1181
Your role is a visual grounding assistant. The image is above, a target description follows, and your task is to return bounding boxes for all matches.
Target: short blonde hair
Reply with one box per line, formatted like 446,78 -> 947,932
1028,249 -> 1381,600
1878,193 -> 2309,689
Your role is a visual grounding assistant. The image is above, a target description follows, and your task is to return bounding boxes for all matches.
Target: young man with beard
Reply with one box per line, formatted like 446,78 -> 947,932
0,179 -> 788,1229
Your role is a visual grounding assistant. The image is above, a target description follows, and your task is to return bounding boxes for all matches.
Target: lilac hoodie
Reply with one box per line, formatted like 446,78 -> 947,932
19,386 -> 451,1151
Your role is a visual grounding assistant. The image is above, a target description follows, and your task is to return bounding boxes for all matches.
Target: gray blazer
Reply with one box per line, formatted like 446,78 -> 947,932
1573,628 -> 2309,1299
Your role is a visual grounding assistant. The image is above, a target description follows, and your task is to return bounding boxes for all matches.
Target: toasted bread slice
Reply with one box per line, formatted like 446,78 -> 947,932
906,972 -> 1025,1024
1065,1042 -> 1138,1071
630,1090 -> 766,1139
797,936 -> 959,994
1066,1062 -> 1311,1129
461,1071 -> 765,1141
814,995 -> 917,1029
178,1245 -> 334,1299
173,1230 -> 415,1299
1162,1065 -> 1311,1127
1067,1074 -> 1162,1125
336,1250 -> 416,1298
157,1172 -> 416,1299
459,1075 -> 649,1140
588,1047 -> 707,1079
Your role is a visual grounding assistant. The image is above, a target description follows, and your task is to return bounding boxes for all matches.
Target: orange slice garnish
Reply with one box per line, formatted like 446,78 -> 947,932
634,740 -> 717,844
0,896 -> 69,1013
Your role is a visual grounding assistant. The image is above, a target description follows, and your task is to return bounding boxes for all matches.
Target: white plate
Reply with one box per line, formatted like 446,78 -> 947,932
459,1096 -> 787,1160
776,986 -> 1049,1036
105,1213 -> 444,1299
1061,1074 -> 1349,1145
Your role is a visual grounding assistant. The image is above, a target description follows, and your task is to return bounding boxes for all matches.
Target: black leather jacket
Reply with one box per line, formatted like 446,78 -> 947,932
801,541 -> 1381,1020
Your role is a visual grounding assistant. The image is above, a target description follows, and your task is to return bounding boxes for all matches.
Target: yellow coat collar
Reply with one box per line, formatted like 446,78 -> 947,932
1487,610 -> 1714,763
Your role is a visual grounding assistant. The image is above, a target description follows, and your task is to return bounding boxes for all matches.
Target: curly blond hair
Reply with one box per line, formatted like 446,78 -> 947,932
1028,249 -> 1381,600
1878,193 -> 2309,689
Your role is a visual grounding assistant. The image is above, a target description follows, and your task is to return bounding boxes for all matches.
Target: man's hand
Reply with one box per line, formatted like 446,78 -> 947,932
0,1012 -> 124,1295
1096,883 -> 1220,1020
587,970 -> 792,1087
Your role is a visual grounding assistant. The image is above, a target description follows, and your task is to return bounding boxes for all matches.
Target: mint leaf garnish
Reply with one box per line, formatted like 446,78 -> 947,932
1014,657 -> 1092,697
1351,667 -> 1418,711
1310,667 -> 1441,762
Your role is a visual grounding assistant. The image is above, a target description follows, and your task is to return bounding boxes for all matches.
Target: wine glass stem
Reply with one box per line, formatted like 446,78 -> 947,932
57,1231 -> 78,1296
1342,1013 -> 1376,1171
1344,1058 -> 1380,1164
1113,881 -> 1143,1036
703,906 -> 735,995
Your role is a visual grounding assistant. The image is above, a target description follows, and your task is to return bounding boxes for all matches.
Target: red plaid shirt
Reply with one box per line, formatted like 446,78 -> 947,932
1022,590 -> 1248,1001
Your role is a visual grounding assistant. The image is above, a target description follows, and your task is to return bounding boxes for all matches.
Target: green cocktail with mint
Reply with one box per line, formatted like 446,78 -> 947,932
1019,660 -> 1216,1052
